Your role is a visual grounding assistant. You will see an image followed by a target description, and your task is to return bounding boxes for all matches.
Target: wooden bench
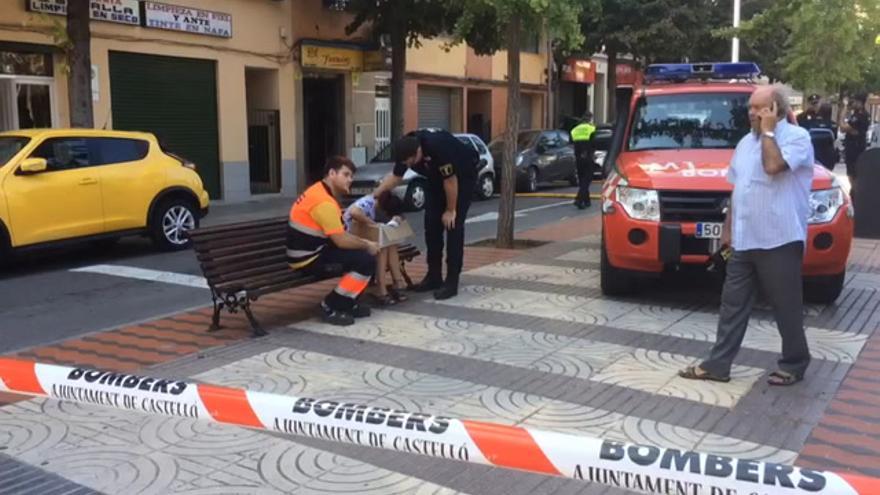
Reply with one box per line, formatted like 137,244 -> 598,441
188,217 -> 420,337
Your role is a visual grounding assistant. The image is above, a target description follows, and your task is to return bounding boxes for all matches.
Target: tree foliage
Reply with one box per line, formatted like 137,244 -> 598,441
724,0 -> 880,94
450,0 -> 583,248
343,0 -> 458,141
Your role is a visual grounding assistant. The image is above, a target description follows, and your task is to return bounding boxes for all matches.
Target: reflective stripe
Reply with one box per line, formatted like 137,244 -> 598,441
288,220 -> 327,238
288,255 -> 319,270
348,271 -> 372,282
335,273 -> 370,299
286,247 -> 322,259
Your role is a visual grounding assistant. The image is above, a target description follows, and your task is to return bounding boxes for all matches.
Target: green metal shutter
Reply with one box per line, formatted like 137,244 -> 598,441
109,51 -> 221,198
418,86 -> 451,130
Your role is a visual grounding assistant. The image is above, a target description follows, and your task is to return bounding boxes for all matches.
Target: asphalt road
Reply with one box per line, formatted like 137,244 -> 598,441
0,184 -> 600,354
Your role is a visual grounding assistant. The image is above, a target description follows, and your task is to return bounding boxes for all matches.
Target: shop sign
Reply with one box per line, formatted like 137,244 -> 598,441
302,44 -> 363,71
561,58 -> 596,84
26,0 -> 141,26
615,63 -> 643,86
363,49 -> 391,72
143,2 -> 233,38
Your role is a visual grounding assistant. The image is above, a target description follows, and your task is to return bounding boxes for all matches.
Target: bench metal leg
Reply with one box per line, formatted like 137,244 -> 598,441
209,291 -> 224,332
243,300 -> 268,338
400,260 -> 414,289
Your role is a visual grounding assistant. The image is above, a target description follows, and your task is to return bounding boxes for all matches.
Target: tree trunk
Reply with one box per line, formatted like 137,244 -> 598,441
496,16 -> 521,249
390,24 -> 407,142
67,0 -> 93,128
606,50 -> 618,123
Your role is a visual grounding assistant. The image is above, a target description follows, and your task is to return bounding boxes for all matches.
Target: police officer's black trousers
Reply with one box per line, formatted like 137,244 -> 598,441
575,158 -> 595,206
424,178 -> 474,286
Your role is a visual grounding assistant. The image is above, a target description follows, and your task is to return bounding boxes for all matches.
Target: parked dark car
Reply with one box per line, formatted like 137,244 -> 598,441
591,123 -> 613,178
488,129 -> 577,193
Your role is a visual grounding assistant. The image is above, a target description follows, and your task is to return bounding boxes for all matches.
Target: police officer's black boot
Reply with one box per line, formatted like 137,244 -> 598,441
433,275 -> 459,300
412,273 -> 443,293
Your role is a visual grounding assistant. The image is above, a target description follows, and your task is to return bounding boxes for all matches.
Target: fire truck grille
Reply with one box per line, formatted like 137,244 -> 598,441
659,191 -> 730,223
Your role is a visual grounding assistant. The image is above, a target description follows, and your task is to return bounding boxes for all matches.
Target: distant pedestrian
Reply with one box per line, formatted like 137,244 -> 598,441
796,94 -> 822,127
679,85 -> 813,386
840,93 -> 870,196
344,191 -> 409,306
571,111 -> 597,209
287,156 -> 379,327
798,94 -> 837,170
375,129 -> 479,300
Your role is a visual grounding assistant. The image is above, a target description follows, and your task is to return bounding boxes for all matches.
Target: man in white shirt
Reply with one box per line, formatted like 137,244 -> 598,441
680,85 -> 814,386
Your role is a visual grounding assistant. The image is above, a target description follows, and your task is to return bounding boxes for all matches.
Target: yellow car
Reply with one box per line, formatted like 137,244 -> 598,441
0,129 -> 210,257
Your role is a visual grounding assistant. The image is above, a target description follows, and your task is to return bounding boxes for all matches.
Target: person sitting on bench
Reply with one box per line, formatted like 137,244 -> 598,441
344,191 -> 409,306
287,156 -> 379,326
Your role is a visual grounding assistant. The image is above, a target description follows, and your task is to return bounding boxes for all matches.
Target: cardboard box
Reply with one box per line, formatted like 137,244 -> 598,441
350,218 -> 414,248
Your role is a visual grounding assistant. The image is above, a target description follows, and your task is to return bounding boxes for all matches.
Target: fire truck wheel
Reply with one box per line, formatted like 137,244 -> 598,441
600,235 -> 635,296
803,271 -> 845,304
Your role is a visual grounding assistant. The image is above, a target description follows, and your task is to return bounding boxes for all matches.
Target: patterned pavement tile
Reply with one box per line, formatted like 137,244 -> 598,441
436,285 -> 866,364
466,262 -> 602,289
292,311 -> 751,406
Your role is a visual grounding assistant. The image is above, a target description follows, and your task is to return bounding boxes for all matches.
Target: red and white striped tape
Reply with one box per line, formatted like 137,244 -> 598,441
0,357 -> 876,495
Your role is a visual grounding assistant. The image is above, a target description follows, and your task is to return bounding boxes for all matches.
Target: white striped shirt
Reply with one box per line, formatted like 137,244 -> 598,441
728,120 -> 814,251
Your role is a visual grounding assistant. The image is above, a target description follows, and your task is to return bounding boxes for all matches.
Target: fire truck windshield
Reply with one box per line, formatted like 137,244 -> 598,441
628,93 -> 751,151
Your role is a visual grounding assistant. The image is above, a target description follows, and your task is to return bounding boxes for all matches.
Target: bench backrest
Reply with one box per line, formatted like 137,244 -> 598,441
188,217 -> 290,290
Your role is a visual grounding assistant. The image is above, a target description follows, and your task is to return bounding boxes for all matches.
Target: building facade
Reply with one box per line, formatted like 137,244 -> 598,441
404,37 -> 549,145
0,0 -> 560,202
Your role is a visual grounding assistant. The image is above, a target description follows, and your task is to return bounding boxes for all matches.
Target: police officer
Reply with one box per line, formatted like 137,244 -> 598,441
570,112 -> 596,209
797,94 -> 822,127
840,93 -> 870,196
798,94 -> 837,170
376,129 -> 478,300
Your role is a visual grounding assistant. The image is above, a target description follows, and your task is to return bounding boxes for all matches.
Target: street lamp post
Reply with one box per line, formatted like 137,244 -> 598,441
732,0 -> 741,62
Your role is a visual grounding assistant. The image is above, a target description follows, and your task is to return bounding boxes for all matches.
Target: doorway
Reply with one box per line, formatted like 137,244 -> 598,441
303,74 -> 344,183
466,89 -> 491,142
0,78 -> 55,131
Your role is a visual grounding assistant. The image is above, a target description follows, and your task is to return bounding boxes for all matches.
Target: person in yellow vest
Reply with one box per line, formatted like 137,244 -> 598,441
287,156 -> 380,327
571,111 -> 597,209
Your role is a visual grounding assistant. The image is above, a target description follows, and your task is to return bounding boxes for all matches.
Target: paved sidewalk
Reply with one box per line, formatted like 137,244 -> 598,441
2,215 -> 880,494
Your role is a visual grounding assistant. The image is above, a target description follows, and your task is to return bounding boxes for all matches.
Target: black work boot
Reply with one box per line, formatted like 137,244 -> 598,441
320,302 -> 354,326
433,277 -> 459,300
412,273 -> 443,293
351,302 -> 372,318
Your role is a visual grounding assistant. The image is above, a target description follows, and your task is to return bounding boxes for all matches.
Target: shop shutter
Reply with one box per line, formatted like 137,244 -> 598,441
109,51 -> 221,198
418,86 -> 451,130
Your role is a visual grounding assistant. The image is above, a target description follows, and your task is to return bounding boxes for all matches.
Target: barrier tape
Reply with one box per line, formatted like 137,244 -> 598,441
1,357 -> 877,495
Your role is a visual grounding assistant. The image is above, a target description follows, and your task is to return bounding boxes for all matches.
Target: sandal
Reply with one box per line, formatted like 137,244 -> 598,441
768,370 -> 803,386
389,287 -> 408,302
374,293 -> 397,306
678,365 -> 731,383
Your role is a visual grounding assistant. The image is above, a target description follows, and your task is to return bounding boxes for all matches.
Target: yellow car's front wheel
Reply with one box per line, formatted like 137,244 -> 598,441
151,198 -> 198,251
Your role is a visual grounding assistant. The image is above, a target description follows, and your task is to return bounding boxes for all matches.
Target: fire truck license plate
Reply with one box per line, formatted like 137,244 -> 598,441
695,222 -> 723,239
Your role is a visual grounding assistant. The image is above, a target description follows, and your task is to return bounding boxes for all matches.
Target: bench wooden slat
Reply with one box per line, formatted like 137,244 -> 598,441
193,229 -> 287,252
196,238 -> 284,262
213,268 -> 315,294
202,252 -> 288,279
208,262 -> 294,286
187,217 -> 285,238
190,223 -> 286,245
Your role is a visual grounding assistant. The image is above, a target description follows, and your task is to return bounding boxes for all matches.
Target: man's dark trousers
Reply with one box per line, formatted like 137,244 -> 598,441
700,241 -> 811,378
424,179 -> 474,286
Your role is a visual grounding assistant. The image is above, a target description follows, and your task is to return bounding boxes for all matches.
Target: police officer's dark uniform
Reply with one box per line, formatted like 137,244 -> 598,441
843,102 -> 870,183
392,130 -> 478,299
570,115 -> 596,209
798,95 -> 837,170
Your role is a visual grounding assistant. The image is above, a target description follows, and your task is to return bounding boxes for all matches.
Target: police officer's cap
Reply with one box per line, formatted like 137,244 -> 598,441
807,94 -> 821,104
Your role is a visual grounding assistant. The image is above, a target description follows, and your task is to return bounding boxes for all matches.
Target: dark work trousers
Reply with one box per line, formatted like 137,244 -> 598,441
574,141 -> 594,206
424,177 -> 475,286
700,241 -> 810,378
304,245 -> 375,311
